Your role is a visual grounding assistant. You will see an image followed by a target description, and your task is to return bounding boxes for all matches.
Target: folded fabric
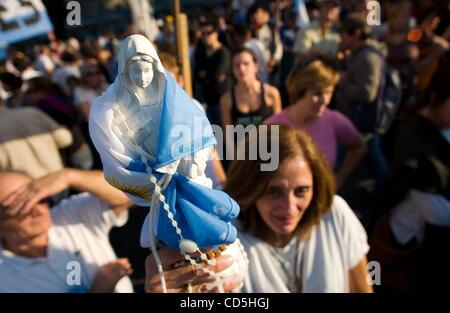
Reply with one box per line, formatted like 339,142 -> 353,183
141,171 -> 239,249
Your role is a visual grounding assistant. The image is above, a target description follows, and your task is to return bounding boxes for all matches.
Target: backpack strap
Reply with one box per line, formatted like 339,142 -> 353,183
268,21 -> 277,58
358,44 -> 387,114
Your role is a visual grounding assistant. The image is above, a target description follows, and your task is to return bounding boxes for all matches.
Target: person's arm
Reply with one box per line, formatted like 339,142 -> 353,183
416,35 -> 449,73
348,256 -> 373,293
65,169 -> 132,215
333,112 -> 367,188
268,85 -> 282,114
272,30 -> 283,63
2,168 -> 132,217
90,258 -> 133,293
78,100 -> 91,122
220,91 -> 232,131
333,195 -> 372,292
213,48 -> 231,84
145,246 -> 242,293
335,135 -> 367,189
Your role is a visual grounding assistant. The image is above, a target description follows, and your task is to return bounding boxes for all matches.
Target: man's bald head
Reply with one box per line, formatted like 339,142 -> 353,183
0,171 -> 52,246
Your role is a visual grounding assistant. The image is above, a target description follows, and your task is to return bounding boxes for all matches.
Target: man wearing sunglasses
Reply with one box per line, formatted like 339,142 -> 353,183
0,168 -> 134,292
194,17 -> 232,127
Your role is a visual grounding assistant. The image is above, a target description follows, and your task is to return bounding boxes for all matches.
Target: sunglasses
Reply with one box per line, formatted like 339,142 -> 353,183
201,29 -> 215,36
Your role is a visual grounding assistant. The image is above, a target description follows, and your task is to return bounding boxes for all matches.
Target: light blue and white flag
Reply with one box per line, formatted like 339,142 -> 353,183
295,0 -> 310,29
0,0 -> 53,44
89,35 -> 239,251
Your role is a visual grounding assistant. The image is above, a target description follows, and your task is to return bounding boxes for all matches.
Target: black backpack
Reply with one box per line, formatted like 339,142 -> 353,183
375,55 -> 402,134
349,45 -> 402,134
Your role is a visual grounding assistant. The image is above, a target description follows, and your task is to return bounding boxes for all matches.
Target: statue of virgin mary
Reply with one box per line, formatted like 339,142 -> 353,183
89,35 -> 247,291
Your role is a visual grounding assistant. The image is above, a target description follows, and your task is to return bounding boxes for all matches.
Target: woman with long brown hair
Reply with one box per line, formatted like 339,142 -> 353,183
220,47 -> 282,130
225,125 -> 372,292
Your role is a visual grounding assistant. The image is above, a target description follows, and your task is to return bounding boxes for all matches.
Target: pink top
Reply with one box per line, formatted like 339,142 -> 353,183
264,108 -> 360,168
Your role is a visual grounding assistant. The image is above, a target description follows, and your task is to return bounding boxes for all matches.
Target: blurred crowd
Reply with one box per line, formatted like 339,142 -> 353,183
0,0 -> 449,293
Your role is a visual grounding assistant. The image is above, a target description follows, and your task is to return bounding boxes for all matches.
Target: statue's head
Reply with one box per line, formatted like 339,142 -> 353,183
128,54 -> 154,89
117,34 -> 166,104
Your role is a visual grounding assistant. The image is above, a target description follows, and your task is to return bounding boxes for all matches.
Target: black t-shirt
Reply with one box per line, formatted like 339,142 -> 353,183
194,43 -> 231,107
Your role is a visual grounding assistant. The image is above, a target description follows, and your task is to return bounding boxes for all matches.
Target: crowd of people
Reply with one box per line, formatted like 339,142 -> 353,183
0,0 -> 449,293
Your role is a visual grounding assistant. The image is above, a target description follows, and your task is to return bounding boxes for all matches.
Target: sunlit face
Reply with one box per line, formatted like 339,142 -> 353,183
128,60 -> 154,89
252,8 -> 269,27
298,85 -> 334,120
0,175 -> 52,245
201,25 -> 217,46
255,156 -> 314,243
320,2 -> 340,23
232,51 -> 258,82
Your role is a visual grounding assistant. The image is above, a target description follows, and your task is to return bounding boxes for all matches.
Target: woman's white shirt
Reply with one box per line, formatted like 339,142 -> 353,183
238,195 -> 369,293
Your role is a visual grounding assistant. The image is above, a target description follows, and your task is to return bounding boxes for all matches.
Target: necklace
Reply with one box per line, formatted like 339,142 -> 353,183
268,239 -> 304,293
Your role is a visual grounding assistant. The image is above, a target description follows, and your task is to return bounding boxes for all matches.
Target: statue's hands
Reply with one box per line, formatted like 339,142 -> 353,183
145,246 -> 243,293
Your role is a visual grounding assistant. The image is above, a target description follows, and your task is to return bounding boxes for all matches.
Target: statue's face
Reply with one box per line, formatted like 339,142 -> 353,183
128,60 -> 154,89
